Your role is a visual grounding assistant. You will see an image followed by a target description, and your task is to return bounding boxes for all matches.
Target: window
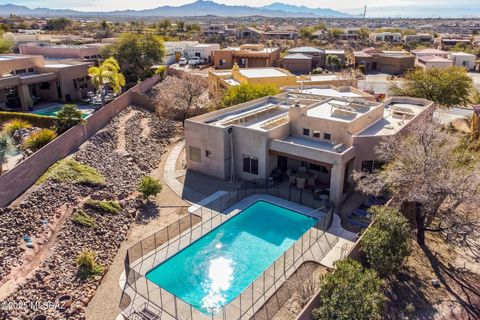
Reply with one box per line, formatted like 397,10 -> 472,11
243,155 -> 259,175
308,163 -> 329,173
303,128 -> 310,136
313,131 -> 320,138
205,150 -> 212,158
27,68 -> 34,73
323,132 -> 331,140
220,59 -> 226,66
361,161 -> 385,173
189,146 -> 201,162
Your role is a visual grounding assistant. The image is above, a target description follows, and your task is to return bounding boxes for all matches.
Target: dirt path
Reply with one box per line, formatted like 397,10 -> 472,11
140,117 -> 151,139
0,197 -> 85,300
116,109 -> 138,153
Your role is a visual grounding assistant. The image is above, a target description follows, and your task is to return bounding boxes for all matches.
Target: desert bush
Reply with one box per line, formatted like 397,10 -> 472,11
36,158 -> 106,186
23,128 -> 57,151
76,248 -> 104,279
55,104 -> 85,133
84,199 -> 122,214
72,208 -> 96,227
2,119 -> 31,135
138,176 -> 162,200
0,111 -> 56,128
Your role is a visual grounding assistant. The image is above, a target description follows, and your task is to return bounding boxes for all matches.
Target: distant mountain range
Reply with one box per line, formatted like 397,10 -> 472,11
0,1 -> 478,18
0,1 -> 352,18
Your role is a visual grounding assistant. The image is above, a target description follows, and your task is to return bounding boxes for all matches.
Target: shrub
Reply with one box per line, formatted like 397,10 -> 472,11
84,199 -> 122,214
312,259 -> 385,320
76,248 -> 104,279
36,158 -> 106,186
361,206 -> 411,277
0,132 -> 16,175
2,119 -> 31,135
138,176 -> 162,200
72,208 -> 96,227
23,128 -> 57,151
55,104 -> 85,133
221,83 -> 281,107
0,111 -> 56,128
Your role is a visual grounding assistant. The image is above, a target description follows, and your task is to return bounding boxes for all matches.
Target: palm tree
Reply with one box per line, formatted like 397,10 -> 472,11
326,54 -> 341,71
88,57 -> 125,107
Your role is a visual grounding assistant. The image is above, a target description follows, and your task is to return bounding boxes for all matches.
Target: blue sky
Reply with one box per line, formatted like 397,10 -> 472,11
2,0 -> 479,12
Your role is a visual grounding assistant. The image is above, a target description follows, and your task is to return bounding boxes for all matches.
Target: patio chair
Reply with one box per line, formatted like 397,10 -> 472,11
353,208 -> 370,219
298,166 -> 307,173
288,175 -> 296,185
296,178 -> 306,190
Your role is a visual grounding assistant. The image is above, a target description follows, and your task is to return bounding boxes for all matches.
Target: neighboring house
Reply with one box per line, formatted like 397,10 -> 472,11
411,48 -> 449,58
281,47 -> 324,73
447,52 -> 476,70
342,28 -> 360,40
186,43 -> 220,63
208,65 -> 357,99
212,44 -> 280,69
403,34 -> 434,44
18,42 -> 105,60
281,53 -> 314,75
236,27 -> 264,39
202,24 -> 236,37
354,48 -> 415,74
370,32 -> 402,42
185,86 -> 434,209
416,55 -> 454,69
163,41 -> 199,65
0,54 -> 92,111
324,50 -> 346,68
441,37 -> 471,46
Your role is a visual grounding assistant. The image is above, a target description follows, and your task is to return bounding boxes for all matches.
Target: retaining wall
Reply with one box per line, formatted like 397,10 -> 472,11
0,75 -> 160,207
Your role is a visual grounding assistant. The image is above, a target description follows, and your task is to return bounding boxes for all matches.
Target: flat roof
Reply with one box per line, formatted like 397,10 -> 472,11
306,99 -> 378,122
279,135 -> 342,153
239,68 -> 289,78
208,100 -> 292,130
356,102 -> 425,136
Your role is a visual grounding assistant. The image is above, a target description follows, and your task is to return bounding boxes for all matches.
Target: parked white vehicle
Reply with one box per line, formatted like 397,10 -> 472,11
188,57 -> 202,66
178,57 -> 187,66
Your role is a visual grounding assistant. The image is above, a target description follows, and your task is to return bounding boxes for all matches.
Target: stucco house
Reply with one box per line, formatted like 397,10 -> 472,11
0,54 -> 92,111
185,85 -> 434,209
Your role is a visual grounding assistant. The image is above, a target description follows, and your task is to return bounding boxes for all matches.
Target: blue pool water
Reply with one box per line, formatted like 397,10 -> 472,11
146,200 -> 317,315
32,105 -> 92,119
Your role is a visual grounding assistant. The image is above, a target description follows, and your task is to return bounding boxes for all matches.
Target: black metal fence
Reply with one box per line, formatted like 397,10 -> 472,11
120,183 -> 336,320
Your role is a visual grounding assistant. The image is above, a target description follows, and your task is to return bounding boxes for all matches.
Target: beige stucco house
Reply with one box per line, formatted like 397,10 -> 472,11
185,85 -> 434,209
0,54 -> 92,111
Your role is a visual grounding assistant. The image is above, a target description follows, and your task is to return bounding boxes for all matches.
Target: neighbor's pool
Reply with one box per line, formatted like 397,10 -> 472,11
146,200 -> 317,315
32,105 -> 92,119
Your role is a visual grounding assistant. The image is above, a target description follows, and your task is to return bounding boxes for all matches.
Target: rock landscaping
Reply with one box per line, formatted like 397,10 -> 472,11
0,105 -> 177,319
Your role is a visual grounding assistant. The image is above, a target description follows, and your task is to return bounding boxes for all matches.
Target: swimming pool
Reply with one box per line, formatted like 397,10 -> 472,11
32,105 -> 93,119
146,200 -> 317,315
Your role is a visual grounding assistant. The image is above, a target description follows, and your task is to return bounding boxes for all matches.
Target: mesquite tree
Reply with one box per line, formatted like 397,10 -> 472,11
353,120 -> 480,245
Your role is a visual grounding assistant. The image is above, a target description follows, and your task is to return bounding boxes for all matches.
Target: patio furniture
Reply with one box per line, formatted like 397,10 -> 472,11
270,168 -> 282,182
346,217 -> 370,228
298,166 -> 307,173
296,178 -> 306,189
307,174 -> 318,187
353,208 -> 370,219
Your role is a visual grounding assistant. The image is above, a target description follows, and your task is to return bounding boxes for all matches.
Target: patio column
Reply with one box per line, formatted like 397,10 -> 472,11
329,163 -> 345,211
18,84 -> 31,111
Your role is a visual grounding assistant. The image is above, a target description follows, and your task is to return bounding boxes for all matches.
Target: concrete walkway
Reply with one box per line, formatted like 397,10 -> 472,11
163,140 -> 204,203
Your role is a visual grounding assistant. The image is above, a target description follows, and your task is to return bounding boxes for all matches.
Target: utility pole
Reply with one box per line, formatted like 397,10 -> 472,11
363,5 -> 367,19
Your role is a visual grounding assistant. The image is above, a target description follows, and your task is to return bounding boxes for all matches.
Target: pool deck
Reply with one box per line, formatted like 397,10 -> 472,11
122,194 -> 355,320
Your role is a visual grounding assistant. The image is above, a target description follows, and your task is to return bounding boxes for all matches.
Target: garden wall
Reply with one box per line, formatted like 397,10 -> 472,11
0,75 -> 160,207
